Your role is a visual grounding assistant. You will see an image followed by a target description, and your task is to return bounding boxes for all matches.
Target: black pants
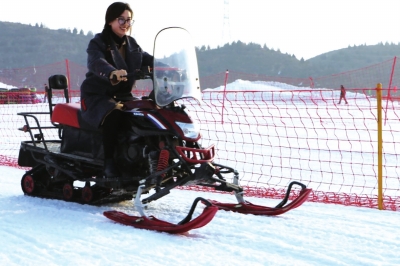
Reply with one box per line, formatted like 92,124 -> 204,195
102,110 -> 124,160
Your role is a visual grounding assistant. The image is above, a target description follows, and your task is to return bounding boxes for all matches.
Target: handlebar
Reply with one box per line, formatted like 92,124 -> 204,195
124,70 -> 153,80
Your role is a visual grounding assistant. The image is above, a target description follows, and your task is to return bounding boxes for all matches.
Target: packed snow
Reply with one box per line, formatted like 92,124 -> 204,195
1,80 -> 400,265
1,166 -> 400,265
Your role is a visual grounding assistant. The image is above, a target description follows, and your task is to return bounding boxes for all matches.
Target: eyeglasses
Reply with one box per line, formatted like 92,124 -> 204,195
117,17 -> 134,26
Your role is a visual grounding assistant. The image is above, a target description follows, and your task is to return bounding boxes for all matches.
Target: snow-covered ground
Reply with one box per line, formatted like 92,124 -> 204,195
1,165 -> 400,266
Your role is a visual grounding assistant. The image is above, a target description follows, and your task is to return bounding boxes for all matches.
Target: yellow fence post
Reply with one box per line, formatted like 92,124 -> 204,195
376,83 -> 383,210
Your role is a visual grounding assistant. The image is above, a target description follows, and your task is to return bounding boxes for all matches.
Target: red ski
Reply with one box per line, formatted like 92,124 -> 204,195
104,197 -> 218,234
210,181 -> 312,216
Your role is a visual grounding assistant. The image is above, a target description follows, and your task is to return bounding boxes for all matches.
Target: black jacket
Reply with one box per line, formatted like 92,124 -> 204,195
80,31 -> 153,128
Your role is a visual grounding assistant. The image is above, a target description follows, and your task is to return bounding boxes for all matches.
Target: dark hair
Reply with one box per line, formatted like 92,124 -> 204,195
104,2 -> 133,30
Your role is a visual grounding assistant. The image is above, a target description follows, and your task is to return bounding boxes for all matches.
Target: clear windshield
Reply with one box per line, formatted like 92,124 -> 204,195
153,27 -> 201,107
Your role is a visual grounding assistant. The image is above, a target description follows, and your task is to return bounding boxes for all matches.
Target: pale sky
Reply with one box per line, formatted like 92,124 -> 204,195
2,0 -> 400,60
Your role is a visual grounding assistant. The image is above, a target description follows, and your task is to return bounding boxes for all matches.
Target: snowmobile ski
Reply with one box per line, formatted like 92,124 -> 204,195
209,181 -> 312,215
104,186 -> 218,234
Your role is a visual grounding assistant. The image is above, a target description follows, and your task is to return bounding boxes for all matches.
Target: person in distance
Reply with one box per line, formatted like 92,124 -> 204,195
337,85 -> 348,104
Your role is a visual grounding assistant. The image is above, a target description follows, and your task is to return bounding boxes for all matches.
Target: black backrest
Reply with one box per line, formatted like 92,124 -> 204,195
47,75 -> 69,119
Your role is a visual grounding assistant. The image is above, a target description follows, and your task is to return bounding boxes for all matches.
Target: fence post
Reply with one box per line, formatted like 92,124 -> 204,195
309,77 -> 314,89
376,83 -> 383,210
384,56 -> 397,124
221,69 -> 229,124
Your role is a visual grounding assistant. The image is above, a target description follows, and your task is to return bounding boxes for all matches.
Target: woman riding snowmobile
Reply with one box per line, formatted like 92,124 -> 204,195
80,2 -> 153,179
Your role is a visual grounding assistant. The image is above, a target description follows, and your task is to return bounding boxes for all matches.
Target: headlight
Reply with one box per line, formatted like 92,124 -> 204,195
175,121 -> 200,139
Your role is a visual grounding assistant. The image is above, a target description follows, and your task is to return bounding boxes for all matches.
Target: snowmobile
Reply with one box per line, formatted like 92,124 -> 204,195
17,27 -> 312,234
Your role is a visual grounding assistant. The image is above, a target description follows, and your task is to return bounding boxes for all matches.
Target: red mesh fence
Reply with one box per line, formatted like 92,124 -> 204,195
192,88 -> 400,210
1,58 -> 400,211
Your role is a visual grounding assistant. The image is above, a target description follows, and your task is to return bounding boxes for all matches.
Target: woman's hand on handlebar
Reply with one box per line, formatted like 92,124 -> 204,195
110,69 -> 128,84
110,68 -> 152,85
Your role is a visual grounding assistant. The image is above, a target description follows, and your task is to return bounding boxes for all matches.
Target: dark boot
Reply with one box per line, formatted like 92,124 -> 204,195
104,158 -> 121,178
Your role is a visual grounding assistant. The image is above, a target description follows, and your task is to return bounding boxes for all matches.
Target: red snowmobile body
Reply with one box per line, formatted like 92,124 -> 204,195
17,28 -> 311,233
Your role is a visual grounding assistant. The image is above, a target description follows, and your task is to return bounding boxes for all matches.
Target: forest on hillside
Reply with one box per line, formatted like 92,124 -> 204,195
1,21 -> 400,78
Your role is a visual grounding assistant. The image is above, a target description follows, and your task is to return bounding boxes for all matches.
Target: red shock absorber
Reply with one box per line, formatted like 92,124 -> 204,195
157,149 -> 170,178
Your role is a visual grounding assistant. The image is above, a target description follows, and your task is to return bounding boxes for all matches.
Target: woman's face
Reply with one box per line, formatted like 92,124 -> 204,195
109,10 -> 132,38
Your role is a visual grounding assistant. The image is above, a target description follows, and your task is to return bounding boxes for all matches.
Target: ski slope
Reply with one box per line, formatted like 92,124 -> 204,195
1,165 -> 399,266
